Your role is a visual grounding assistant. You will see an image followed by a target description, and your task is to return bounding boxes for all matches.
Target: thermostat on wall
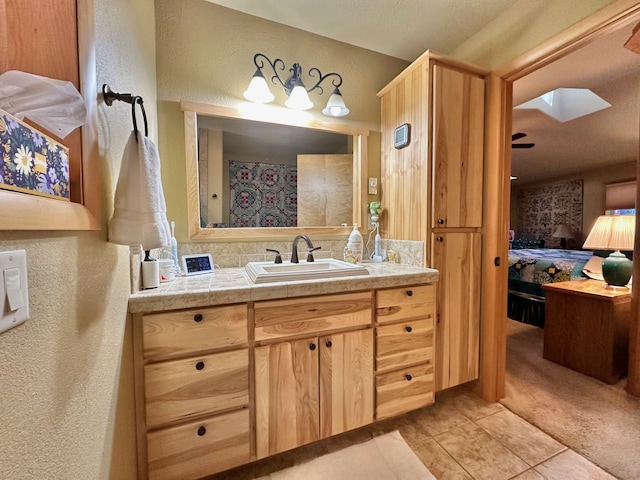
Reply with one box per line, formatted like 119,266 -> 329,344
394,123 -> 410,149
181,253 -> 214,276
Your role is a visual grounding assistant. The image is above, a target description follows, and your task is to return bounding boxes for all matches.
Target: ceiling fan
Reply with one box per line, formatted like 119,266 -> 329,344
512,132 -> 535,149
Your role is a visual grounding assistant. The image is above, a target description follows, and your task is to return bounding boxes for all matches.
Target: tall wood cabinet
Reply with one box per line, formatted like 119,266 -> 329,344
378,51 -> 486,391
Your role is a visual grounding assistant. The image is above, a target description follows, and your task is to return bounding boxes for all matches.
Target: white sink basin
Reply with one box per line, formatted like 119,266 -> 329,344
245,258 -> 369,284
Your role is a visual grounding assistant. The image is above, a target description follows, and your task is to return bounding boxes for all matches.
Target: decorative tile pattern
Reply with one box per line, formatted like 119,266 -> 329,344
229,159 -> 297,227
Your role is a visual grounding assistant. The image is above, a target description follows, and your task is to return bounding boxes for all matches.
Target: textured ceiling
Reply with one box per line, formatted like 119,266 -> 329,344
204,1 -> 640,184
204,0 -> 517,61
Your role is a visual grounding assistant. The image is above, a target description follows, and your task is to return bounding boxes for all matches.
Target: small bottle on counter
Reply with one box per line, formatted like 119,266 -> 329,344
345,224 -> 363,264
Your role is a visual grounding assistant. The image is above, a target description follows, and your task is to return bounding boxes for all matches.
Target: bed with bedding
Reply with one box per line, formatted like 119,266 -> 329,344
507,248 -> 593,328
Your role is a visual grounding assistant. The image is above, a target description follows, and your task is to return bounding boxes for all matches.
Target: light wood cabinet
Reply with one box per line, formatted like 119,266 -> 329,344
378,51 -> 486,392
432,232 -> 482,390
132,283 -> 438,478
375,285 -> 436,420
133,305 -> 251,480
254,294 -> 374,458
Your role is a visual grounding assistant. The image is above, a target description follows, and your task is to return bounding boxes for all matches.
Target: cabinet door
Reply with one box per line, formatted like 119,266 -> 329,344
255,338 -> 319,458
319,329 -> 373,438
432,232 -> 481,390
431,64 -> 484,228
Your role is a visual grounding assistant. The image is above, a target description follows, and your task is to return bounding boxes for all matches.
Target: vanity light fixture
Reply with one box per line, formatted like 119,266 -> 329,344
243,53 -> 350,117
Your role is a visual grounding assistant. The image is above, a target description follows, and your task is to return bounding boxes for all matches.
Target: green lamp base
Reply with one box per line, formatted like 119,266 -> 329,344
602,251 -> 633,287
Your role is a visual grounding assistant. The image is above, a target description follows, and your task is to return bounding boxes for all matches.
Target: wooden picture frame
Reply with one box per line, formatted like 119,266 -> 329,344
0,0 -> 100,231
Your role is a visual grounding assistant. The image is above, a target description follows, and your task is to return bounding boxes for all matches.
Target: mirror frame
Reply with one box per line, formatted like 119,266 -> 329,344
181,101 -> 369,240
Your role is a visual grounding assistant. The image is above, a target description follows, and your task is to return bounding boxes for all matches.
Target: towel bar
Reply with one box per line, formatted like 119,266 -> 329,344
102,84 -> 148,142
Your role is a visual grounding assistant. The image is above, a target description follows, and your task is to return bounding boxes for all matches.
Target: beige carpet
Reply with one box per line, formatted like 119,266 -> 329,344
256,430 -> 436,480
502,318 -> 640,480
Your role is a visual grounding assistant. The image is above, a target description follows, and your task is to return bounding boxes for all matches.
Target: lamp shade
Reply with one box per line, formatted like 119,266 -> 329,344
583,215 -> 635,287
322,87 -> 349,117
552,223 -> 574,238
243,70 -> 275,104
285,84 -> 313,110
582,215 -> 635,250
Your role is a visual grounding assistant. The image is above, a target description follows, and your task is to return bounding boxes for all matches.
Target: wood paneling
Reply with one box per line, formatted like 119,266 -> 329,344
254,339 -> 320,458
319,330 -> 374,438
379,54 -> 485,394
146,409 -> 250,480
376,284 -> 435,324
432,64 -> 484,228
142,305 -> 248,361
376,319 -> 434,374
144,349 -> 249,428
376,363 -> 434,420
432,232 -> 482,391
254,292 -> 372,342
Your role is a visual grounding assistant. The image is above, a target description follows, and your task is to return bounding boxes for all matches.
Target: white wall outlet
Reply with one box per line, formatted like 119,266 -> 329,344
368,177 -> 378,195
0,250 -> 29,334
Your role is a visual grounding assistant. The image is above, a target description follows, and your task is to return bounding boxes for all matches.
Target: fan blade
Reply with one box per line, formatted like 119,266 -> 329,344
512,143 -> 535,148
512,132 -> 527,141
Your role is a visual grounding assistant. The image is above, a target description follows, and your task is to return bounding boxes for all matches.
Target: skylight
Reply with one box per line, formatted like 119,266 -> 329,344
514,88 -> 611,122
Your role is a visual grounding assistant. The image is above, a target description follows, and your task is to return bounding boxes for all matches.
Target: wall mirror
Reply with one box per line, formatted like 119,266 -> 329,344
182,101 -> 368,240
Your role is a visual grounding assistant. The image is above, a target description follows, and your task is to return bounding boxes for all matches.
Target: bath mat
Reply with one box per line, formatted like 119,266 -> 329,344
257,430 -> 436,479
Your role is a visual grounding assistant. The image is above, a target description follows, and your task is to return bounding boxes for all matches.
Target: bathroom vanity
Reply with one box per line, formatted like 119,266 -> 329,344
128,263 -> 438,480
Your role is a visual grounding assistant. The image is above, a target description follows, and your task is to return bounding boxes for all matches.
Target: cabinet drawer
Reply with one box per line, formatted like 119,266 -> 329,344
142,304 -> 247,360
254,291 -> 372,342
376,284 -> 435,324
376,318 -> 434,373
147,409 -> 251,480
376,363 -> 434,420
145,349 -> 249,428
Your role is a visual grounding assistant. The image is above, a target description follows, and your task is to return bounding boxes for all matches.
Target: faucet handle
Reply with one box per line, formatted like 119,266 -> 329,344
266,248 -> 282,264
306,246 -> 322,262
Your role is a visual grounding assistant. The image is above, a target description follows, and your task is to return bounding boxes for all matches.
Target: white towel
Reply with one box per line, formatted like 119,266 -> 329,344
108,132 -> 171,250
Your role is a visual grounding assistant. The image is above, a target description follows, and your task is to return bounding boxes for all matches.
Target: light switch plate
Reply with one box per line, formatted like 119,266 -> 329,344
0,250 -> 29,334
368,177 -> 378,194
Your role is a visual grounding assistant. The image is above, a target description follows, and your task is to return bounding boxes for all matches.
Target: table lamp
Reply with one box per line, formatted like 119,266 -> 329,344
552,223 -> 574,249
582,214 -> 635,287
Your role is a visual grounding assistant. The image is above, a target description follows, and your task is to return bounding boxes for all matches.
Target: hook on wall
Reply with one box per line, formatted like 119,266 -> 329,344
102,84 -> 148,142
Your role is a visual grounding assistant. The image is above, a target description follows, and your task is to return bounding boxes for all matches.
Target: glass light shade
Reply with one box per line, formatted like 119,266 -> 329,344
322,90 -> 349,117
284,85 -> 313,110
583,214 -> 635,287
243,71 -> 275,104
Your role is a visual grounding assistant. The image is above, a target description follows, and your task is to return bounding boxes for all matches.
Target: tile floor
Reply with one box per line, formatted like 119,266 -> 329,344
211,385 -> 617,480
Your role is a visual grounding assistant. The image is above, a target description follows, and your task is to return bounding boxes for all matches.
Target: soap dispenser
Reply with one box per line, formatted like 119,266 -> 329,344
345,224 -> 363,264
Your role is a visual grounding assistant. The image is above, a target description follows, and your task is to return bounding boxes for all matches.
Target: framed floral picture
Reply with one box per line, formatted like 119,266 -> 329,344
0,108 -> 70,201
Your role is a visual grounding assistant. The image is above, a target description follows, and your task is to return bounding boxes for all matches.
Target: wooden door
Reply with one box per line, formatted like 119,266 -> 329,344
254,338 -> 319,458
431,64 -> 484,229
319,329 -> 374,438
432,232 -> 482,390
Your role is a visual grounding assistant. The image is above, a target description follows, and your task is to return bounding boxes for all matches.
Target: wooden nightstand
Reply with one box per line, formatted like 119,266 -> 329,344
542,279 -> 632,384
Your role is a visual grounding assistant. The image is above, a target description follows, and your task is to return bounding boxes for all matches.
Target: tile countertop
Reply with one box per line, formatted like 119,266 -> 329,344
128,262 -> 439,314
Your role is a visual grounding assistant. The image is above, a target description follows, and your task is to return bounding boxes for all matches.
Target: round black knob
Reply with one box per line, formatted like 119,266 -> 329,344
405,326 -> 412,333
436,237 -> 444,242
325,340 -> 332,348
406,290 -> 413,297
197,426 -> 206,436
194,313 -> 203,323
437,218 -> 445,225
195,361 -> 205,370
309,343 -> 316,351
405,374 -> 412,381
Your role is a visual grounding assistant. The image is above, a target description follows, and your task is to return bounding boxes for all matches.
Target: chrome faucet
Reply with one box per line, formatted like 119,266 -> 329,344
291,235 -> 320,263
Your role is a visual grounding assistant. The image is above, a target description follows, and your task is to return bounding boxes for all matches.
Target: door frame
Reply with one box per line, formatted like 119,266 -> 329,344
477,0 -> 640,402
